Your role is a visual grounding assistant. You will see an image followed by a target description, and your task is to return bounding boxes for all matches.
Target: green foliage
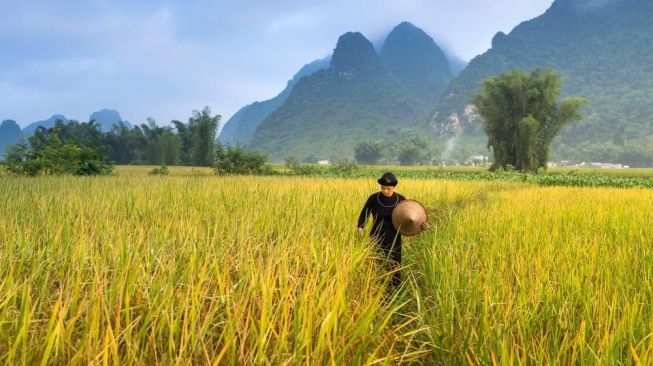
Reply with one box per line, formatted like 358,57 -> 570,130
3,126 -> 113,176
10,107 -> 223,167
395,136 -> 432,166
398,144 -> 424,166
3,142 -> 42,176
354,141 -> 382,164
75,160 -> 114,176
215,144 -> 269,175
328,160 -> 360,175
284,158 -> 360,176
275,164 -> 653,189
189,107 -> 220,167
285,156 -> 321,175
148,165 -> 170,176
435,0 -> 653,165
473,68 -> 587,172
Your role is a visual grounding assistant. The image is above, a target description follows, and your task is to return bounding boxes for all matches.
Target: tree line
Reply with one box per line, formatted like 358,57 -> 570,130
2,107 -> 226,175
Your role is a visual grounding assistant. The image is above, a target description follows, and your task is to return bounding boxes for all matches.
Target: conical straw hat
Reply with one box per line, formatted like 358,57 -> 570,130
392,200 -> 428,237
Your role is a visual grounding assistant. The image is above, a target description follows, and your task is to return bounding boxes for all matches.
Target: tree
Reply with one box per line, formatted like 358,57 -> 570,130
105,121 -> 145,164
157,131 -> 181,165
395,136 -> 429,166
354,141 -> 382,164
189,107 -> 220,166
473,68 -> 588,172
398,143 -> 423,166
4,125 -> 112,176
215,143 -> 268,174
172,120 -> 193,164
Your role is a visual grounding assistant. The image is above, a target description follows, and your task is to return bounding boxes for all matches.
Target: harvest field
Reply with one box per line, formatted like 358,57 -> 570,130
1,166 -> 653,364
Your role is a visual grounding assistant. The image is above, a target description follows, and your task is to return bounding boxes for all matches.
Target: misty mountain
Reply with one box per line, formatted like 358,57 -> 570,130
0,120 -> 23,157
247,23 -> 453,161
219,57 -> 330,146
22,114 -> 69,136
432,0 -> 653,164
380,21 -> 452,109
247,32 -> 417,160
89,108 -> 131,131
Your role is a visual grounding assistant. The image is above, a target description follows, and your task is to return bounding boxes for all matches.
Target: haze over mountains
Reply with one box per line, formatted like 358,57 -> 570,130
0,109 -> 129,156
218,58 -> 331,146
433,0 -> 653,163
221,0 -> 653,164
223,22 -> 454,161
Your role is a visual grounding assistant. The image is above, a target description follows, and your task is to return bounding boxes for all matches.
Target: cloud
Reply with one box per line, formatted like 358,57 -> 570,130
0,0 -> 555,127
266,9 -> 324,34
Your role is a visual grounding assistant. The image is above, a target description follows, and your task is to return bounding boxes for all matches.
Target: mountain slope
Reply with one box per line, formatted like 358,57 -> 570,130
433,0 -> 653,163
89,109 -> 131,131
0,120 -> 23,156
247,32 -> 424,161
380,22 -> 452,109
219,58 -> 330,146
22,114 -> 69,136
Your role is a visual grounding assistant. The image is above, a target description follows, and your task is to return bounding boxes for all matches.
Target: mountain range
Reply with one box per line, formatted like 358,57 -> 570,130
1,109 -> 129,156
225,22 -> 454,161
222,0 -> 653,165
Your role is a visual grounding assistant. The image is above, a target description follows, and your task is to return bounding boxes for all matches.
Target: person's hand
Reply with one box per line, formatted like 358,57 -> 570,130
356,227 -> 364,236
420,221 -> 431,231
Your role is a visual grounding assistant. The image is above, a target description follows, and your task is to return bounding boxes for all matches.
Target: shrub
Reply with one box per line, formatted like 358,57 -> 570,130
148,165 -> 170,176
285,156 -> 322,175
215,144 -> 269,175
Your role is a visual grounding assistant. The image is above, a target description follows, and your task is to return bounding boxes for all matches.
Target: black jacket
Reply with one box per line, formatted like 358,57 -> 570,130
357,192 -> 406,236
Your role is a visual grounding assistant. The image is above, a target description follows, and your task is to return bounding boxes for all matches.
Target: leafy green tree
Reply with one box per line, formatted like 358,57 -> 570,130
450,144 -> 472,165
158,131 -> 181,165
189,107 -> 220,166
3,142 -> 42,176
172,120 -> 193,164
215,144 -> 268,174
398,143 -> 424,166
105,122 -> 146,164
473,68 -> 588,172
4,125 -> 112,176
354,141 -> 382,164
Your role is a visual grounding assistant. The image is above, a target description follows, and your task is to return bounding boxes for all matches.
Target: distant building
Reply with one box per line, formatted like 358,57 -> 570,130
317,160 -> 330,165
590,162 -> 626,169
468,155 -> 489,166
573,162 -> 629,169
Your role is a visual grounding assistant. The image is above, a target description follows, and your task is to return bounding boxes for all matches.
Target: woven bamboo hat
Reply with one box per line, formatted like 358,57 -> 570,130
392,200 -> 428,237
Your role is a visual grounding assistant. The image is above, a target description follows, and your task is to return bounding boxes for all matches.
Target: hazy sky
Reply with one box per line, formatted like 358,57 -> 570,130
0,0 -> 555,128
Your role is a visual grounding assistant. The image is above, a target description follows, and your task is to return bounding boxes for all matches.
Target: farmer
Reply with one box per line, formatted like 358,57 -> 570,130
357,172 -> 428,289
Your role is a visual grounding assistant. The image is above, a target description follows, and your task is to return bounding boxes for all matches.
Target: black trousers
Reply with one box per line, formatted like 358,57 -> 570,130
371,227 -> 402,289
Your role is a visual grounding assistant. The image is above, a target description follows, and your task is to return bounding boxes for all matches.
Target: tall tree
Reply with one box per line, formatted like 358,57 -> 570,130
157,131 -> 181,165
473,68 -> 588,172
188,107 -> 220,166
172,120 -> 193,164
354,141 -> 382,165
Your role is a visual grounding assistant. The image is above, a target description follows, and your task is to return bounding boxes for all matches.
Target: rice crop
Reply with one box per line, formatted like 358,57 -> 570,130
1,166 -> 652,364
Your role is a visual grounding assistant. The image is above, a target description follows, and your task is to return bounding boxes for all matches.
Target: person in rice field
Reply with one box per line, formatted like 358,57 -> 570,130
357,172 -> 429,289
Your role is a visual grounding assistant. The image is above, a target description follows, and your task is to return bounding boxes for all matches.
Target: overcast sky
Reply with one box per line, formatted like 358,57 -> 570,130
0,0 -> 555,128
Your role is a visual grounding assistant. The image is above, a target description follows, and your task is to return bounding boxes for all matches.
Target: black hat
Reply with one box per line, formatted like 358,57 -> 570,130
377,172 -> 398,186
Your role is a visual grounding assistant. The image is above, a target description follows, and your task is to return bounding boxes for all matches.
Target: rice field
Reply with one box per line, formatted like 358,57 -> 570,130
1,166 -> 652,364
